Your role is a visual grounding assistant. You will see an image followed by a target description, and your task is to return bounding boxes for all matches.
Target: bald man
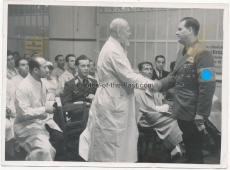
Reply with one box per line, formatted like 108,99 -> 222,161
14,56 -> 63,161
79,18 -> 157,162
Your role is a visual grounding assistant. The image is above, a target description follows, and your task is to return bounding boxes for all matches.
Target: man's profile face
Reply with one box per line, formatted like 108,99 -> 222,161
37,58 -> 49,78
155,58 -> 165,71
7,55 -> 15,68
67,56 -> 76,69
120,23 -> 131,47
78,60 -> 90,79
57,56 -> 65,69
18,60 -> 29,77
140,64 -> 153,79
89,61 -> 95,74
176,20 -> 190,45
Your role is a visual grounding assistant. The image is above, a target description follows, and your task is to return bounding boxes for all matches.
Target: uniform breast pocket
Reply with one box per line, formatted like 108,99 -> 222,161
183,63 -> 197,83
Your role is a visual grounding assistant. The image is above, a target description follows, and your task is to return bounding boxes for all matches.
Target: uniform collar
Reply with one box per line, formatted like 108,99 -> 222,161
184,38 -> 199,50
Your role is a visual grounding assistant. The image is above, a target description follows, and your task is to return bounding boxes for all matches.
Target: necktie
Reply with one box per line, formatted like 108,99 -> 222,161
182,47 -> 187,56
158,71 -> 162,79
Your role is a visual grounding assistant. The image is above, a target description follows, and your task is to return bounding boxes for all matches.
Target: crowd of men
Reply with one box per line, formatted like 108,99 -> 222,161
5,16 -> 220,164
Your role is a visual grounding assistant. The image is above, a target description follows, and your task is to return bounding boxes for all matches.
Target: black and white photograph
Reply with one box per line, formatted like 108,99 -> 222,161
2,0 -> 228,168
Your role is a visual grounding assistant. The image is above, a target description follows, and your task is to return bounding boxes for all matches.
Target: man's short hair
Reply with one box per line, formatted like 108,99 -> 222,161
46,61 -> 54,71
15,58 -> 27,68
7,50 -> 13,57
155,55 -> 166,62
138,61 -> 153,71
89,59 -> 95,66
55,55 -> 64,62
31,52 -> 40,58
65,54 -> 76,62
180,17 -> 200,36
75,55 -> 89,66
29,57 -> 41,72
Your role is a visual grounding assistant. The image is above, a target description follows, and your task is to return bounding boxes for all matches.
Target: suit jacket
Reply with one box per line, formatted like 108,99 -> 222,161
152,69 -> 169,80
62,76 -> 98,106
160,39 -> 216,121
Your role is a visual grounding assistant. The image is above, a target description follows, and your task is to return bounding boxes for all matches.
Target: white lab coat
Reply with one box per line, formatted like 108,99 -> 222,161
42,77 -> 59,101
58,68 -> 78,93
79,36 -> 155,162
6,80 -> 16,141
14,73 -> 62,161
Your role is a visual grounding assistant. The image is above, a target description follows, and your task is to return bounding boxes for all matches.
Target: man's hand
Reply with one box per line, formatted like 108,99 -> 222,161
6,107 -> 15,118
40,113 -> 48,120
86,94 -> 95,100
45,105 -> 55,114
194,114 -> 204,126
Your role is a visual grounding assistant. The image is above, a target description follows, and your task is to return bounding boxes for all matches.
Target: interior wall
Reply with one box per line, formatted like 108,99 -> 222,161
7,5 -> 97,63
49,40 -> 97,65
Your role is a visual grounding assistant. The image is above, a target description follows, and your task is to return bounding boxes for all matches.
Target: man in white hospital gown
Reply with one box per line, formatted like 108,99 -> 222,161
79,18 -> 157,162
14,56 -> 63,161
135,62 -> 182,154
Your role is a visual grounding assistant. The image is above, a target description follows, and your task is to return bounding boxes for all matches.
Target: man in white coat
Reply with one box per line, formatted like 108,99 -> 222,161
14,56 -> 63,161
79,18 -> 157,162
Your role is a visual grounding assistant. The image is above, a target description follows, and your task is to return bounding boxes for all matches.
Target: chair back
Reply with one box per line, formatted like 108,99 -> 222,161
56,99 -> 88,150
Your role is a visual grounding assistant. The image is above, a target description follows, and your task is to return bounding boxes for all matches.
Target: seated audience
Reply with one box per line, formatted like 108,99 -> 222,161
13,51 -> 20,64
63,55 -> 98,121
58,54 -> 78,94
88,59 -> 99,82
42,61 -> 60,101
51,55 -> 65,81
11,58 -> 29,89
7,50 -> 18,80
135,62 -> 183,157
152,55 -> 169,80
14,56 -> 63,161
24,53 -> 31,61
5,80 -> 16,158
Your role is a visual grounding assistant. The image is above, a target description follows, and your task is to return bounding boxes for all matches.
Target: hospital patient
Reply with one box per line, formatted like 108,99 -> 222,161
135,62 -> 183,158
14,56 -> 63,161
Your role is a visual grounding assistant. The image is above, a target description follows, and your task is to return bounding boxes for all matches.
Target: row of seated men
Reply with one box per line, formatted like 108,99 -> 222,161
6,50 -> 220,161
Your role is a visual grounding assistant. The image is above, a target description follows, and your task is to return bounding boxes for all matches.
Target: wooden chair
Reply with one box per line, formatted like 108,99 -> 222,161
138,126 -> 158,155
56,98 -> 88,160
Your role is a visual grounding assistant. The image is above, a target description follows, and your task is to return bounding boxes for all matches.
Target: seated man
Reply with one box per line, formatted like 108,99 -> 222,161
135,62 -> 183,156
88,59 -> 99,83
7,50 -> 18,80
58,54 -> 78,94
11,58 -> 29,90
51,55 -> 65,81
62,55 -> 98,121
14,56 -> 63,161
5,80 -> 16,158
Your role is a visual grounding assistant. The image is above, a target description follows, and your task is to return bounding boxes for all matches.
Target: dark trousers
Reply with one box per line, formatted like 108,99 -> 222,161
45,124 -> 64,155
177,119 -> 205,164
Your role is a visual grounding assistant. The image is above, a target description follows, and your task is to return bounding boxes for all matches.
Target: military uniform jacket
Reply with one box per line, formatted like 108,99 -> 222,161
62,76 -> 98,106
161,40 -> 216,121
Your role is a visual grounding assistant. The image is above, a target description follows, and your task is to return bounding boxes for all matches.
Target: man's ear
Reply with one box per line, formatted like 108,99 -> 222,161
34,67 -> 38,74
188,27 -> 193,35
117,29 -> 121,38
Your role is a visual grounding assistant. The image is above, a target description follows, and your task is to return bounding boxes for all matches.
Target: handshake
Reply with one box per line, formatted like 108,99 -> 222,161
149,79 -> 163,93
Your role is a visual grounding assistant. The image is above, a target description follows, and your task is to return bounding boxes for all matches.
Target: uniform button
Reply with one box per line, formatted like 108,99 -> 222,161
182,75 -> 184,77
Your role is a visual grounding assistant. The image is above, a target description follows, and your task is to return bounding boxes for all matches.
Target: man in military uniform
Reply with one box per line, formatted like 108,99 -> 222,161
62,55 -> 98,121
154,17 -> 216,164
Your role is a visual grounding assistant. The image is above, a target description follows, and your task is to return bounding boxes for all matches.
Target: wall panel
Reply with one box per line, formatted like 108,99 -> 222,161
156,9 -> 167,40
204,9 -> 219,40
168,9 -> 179,40
146,10 -> 156,40
146,42 -> 155,63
